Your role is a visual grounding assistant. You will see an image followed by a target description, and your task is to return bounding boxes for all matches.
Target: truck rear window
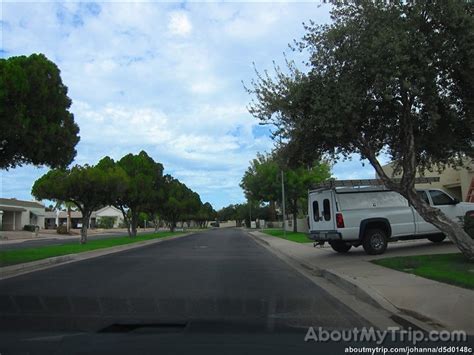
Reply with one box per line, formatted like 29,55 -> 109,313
323,199 -> 331,221
313,201 -> 319,222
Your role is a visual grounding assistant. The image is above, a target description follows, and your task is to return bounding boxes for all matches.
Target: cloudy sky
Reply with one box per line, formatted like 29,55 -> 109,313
0,1 -> 378,209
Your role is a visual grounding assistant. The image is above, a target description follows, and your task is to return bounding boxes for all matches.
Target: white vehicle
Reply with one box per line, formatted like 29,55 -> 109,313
307,178 -> 474,255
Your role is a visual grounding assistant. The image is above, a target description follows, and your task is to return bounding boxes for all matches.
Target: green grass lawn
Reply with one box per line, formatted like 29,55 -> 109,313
0,231 -> 183,267
261,228 -> 310,243
372,253 -> 474,290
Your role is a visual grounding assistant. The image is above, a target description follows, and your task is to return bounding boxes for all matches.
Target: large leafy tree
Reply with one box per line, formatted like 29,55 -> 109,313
105,151 -> 164,237
32,163 -> 127,243
196,202 -> 216,228
240,153 -> 280,220
161,175 -> 193,232
284,163 -> 331,232
181,191 -> 202,228
0,54 -> 80,169
248,1 -> 474,258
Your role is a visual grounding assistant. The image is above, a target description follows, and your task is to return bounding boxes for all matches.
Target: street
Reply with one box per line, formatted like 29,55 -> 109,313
0,228 -> 368,333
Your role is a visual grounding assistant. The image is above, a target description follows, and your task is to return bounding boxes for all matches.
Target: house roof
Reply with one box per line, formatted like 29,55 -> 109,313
0,206 -> 27,212
44,211 -> 98,219
0,198 -> 44,209
95,205 -> 122,215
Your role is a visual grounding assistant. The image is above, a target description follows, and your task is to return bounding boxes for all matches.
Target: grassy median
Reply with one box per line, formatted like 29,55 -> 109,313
0,232 -> 183,267
261,229 -> 310,243
373,253 -> 474,290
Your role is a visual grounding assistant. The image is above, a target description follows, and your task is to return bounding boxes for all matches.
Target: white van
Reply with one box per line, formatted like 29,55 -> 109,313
308,179 -> 474,255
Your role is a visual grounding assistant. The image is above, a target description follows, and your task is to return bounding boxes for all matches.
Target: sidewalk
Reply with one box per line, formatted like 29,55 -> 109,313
248,230 -> 474,334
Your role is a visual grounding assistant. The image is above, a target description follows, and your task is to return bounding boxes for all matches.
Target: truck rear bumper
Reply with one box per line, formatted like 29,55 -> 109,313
308,230 -> 342,241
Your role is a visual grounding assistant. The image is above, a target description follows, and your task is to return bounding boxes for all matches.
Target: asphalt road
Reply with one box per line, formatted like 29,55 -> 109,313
0,228 -> 369,334
0,230 -> 157,251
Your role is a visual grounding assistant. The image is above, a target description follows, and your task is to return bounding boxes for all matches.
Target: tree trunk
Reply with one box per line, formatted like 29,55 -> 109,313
116,205 -> 132,237
292,199 -> 298,233
80,212 -> 90,244
153,214 -> 161,232
270,200 -> 277,221
360,140 -> 474,261
406,189 -> 474,260
131,211 -> 138,237
67,206 -> 71,233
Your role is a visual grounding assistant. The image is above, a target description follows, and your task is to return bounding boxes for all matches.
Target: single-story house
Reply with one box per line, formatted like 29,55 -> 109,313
44,210 -> 97,229
0,198 -> 45,231
43,205 -> 123,229
95,205 -> 124,228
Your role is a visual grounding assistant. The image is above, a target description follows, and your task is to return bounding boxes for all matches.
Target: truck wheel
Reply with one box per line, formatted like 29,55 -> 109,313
330,241 -> 352,253
362,229 -> 388,255
428,234 -> 446,243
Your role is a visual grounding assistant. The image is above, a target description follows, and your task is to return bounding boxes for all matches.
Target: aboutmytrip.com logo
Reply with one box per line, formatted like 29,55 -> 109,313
304,327 -> 467,346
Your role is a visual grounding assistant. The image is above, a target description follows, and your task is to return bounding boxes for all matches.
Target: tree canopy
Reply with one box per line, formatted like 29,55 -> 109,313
32,151 -> 214,242
32,163 -> 127,243
0,53 -> 80,169
103,151 -> 165,237
247,1 -> 474,258
241,150 -> 330,231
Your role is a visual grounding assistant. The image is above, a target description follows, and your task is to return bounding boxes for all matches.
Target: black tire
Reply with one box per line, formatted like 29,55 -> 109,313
330,241 -> 352,253
362,228 -> 388,255
428,234 -> 446,243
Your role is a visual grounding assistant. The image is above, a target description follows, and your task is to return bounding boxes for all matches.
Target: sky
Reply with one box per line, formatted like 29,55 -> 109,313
0,1 -> 380,210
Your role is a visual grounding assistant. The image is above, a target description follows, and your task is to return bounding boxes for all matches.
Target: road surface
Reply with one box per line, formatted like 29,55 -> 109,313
0,228 -> 368,333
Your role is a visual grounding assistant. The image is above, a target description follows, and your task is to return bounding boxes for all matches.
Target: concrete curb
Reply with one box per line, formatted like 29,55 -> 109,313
0,233 -> 193,281
247,230 -> 438,332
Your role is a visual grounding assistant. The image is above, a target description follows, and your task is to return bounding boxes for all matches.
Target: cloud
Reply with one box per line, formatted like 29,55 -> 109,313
168,11 -> 192,36
1,1 -> 332,209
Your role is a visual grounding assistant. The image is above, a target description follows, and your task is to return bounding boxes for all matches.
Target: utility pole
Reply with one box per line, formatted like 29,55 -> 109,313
249,201 -> 252,228
281,170 -> 286,238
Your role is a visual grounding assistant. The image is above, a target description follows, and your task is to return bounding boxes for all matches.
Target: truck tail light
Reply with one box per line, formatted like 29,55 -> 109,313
336,213 -> 345,228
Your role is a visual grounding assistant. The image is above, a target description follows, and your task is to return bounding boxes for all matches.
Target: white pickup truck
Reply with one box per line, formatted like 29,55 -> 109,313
307,179 -> 474,255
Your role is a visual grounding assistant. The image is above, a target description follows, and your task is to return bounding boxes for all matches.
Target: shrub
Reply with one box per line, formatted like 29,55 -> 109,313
97,216 -> 116,229
57,225 -> 69,234
23,224 -> 37,232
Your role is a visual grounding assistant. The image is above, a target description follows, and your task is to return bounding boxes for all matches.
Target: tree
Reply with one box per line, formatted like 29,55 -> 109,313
283,163 -> 331,232
199,202 -> 216,228
247,1 -> 474,258
105,151 -> 164,237
160,175 -> 192,232
217,202 -> 271,227
240,153 -> 280,220
0,54 -> 80,169
241,151 -> 330,231
194,201 -> 214,228
182,191 -> 202,228
53,200 -> 76,233
32,163 -> 127,243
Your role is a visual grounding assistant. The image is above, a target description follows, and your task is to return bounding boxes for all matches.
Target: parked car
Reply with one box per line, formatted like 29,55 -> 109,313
307,179 -> 474,255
